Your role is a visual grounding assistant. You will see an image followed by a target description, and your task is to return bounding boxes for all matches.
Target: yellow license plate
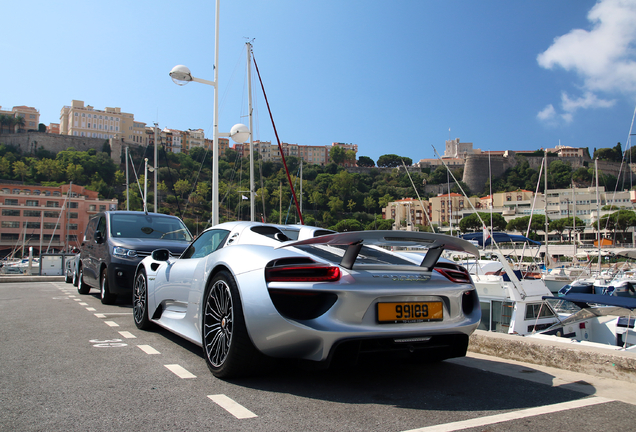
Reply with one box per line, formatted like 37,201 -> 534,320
377,302 -> 443,323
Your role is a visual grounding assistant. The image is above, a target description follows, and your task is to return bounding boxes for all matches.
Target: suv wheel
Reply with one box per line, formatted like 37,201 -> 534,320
100,268 -> 117,305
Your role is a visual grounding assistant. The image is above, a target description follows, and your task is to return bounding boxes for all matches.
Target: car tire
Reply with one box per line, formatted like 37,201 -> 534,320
100,268 -> 117,305
133,269 -> 152,330
65,271 -> 72,283
77,266 -> 90,295
202,270 -> 264,379
72,267 -> 79,287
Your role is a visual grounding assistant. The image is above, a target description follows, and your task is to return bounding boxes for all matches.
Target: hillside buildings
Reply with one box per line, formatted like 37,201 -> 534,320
59,100 -> 146,144
0,183 -> 117,257
52,100 -> 358,164
0,105 -> 40,132
384,186 -> 636,244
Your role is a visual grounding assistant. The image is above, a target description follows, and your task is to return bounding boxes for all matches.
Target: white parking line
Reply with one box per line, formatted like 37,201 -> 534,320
164,364 -> 196,379
94,313 -> 106,318
119,331 -> 136,339
401,396 -> 613,432
208,394 -> 257,419
73,298 -> 81,301
79,302 -> 88,306
137,345 -> 160,354
86,307 -> 96,311
104,321 -> 119,327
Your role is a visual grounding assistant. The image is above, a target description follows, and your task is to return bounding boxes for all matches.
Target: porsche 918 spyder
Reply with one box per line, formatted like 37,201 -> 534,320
133,222 -> 480,378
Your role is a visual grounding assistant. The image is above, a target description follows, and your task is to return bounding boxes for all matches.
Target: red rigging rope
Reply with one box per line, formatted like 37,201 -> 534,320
252,54 -> 304,225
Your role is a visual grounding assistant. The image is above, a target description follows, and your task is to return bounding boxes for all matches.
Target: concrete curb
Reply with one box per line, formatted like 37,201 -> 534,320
0,275 -> 65,283
469,330 -> 636,384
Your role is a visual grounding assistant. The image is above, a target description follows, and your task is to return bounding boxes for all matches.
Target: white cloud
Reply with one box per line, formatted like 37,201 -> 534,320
537,0 -> 636,123
561,91 -> 616,112
537,104 -> 556,121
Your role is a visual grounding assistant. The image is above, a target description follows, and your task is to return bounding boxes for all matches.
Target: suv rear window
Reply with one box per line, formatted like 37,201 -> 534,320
296,244 -> 414,266
110,214 -> 192,242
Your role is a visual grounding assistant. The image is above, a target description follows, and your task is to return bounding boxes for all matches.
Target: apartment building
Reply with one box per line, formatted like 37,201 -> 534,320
546,186 -> 633,226
233,141 -> 331,166
184,128 -> 205,152
0,105 -> 40,131
59,100 -> 146,145
0,183 -> 118,257
429,193 -> 480,226
382,197 -> 430,230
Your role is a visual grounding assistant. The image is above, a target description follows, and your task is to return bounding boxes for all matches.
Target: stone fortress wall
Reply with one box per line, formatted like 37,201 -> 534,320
0,132 -> 139,164
462,151 -> 634,194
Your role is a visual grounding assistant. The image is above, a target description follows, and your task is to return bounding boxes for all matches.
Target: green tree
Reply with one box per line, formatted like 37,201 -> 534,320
363,196 -> 376,213
506,214 -> 549,238
344,150 -> 356,165
600,209 -> 636,243
549,216 -> 585,242
174,179 -> 191,199
329,146 -> 346,165
309,190 -> 324,210
196,181 -> 211,201
327,196 -> 344,213
0,157 -> 10,176
378,193 -> 393,209
459,212 -> 507,232
334,219 -> 362,232
377,154 -> 412,168
14,116 -> 25,133
13,160 -> 28,182
357,156 -> 375,167
347,199 -> 356,213
66,163 -> 85,183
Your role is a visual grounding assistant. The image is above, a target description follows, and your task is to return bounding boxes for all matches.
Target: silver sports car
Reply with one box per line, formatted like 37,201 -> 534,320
133,222 -> 480,378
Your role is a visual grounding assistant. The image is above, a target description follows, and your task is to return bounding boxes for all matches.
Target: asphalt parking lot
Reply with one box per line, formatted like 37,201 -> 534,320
1,280 -> 635,432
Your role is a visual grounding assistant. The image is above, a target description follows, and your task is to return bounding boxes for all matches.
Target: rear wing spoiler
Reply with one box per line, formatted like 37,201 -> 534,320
277,230 -> 479,270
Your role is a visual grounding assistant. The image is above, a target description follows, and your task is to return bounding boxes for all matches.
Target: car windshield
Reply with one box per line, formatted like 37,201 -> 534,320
110,214 -> 192,242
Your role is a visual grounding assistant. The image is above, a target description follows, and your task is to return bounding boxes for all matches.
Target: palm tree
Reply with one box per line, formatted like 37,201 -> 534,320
14,116 -> 25,133
0,114 -> 10,134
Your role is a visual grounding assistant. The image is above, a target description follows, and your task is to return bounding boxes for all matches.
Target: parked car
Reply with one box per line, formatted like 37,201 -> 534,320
77,211 -> 192,304
133,221 -> 481,378
64,253 -> 79,284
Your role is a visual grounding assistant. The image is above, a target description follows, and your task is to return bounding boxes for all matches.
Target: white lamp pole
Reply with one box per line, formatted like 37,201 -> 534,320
169,0 -> 250,225
154,122 -> 158,213
212,0 -> 220,225
143,158 -> 148,213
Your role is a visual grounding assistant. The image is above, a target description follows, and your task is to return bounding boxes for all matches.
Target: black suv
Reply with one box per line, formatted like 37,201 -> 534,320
77,211 -> 192,304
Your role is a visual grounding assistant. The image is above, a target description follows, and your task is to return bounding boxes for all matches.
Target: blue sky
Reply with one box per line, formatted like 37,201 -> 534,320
3,0 -> 636,164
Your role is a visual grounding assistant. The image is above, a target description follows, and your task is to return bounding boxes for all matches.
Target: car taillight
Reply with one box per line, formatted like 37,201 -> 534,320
434,267 -> 472,284
265,265 -> 341,282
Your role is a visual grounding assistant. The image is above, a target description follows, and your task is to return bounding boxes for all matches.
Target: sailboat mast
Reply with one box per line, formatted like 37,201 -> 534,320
572,181 -> 577,260
595,158 -> 601,273
247,42 -> 255,222
544,150 -> 549,269
300,160 -> 303,214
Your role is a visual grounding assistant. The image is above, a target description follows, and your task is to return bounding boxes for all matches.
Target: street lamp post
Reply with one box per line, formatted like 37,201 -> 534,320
169,1 -> 250,225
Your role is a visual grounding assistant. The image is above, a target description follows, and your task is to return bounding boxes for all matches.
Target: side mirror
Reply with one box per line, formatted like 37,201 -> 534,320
151,249 -> 170,262
94,231 -> 104,244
